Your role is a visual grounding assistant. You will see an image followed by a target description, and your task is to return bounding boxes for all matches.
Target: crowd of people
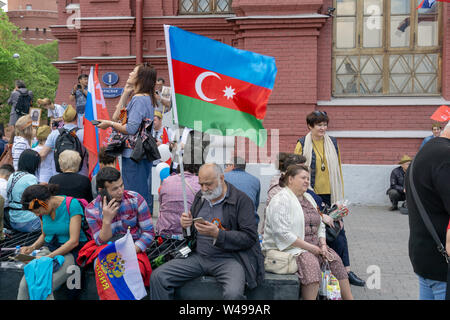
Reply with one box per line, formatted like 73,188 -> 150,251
2,63 -> 448,301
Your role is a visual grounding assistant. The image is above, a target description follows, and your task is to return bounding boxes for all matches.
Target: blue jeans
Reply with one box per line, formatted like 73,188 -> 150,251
10,217 -> 41,233
121,157 -> 152,212
418,275 -> 447,300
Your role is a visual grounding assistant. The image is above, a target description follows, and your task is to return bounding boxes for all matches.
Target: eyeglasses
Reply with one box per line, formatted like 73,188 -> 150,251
313,110 -> 327,117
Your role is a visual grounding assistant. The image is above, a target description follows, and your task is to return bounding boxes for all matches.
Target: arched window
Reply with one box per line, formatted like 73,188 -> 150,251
179,0 -> 232,14
333,0 -> 442,96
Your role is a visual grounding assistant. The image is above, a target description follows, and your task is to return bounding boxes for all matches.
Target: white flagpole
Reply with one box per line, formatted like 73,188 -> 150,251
164,25 -> 191,237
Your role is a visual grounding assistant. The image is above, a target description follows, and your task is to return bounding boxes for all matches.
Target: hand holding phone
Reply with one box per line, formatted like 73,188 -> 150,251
193,217 -> 206,224
91,120 -> 101,126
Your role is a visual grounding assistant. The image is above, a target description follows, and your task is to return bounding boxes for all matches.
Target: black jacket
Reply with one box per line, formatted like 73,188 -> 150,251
183,181 -> 265,289
386,166 -> 406,195
406,137 -> 450,282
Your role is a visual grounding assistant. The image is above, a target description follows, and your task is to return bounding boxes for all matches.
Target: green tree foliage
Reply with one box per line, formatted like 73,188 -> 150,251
0,10 -> 59,124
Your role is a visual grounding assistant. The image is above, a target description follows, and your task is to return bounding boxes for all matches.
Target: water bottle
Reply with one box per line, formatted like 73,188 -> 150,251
15,245 -> 21,255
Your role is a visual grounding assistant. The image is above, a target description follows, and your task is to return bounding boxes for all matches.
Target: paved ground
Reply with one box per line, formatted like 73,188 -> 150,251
153,202 -> 419,300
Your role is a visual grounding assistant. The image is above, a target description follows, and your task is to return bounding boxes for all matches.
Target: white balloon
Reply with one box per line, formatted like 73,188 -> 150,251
155,162 -> 170,178
158,144 -> 171,162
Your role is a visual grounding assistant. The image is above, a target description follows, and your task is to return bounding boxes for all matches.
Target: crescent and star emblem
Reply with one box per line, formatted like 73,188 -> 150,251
195,71 -> 236,102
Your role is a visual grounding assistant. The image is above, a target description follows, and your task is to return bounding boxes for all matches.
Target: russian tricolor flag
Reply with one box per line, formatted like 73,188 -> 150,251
417,0 -> 450,9
94,230 -> 147,300
83,65 -> 112,178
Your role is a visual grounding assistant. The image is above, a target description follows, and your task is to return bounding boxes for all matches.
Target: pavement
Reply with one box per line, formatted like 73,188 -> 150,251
153,202 -> 419,300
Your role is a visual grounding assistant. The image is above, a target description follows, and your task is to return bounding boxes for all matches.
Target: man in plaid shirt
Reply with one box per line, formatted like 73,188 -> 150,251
85,167 -> 155,253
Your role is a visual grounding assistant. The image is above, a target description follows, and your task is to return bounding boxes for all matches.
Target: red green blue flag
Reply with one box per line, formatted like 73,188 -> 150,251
164,25 -> 277,147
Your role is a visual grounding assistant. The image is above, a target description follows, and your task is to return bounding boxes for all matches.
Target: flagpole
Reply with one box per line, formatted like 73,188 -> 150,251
164,24 -> 191,237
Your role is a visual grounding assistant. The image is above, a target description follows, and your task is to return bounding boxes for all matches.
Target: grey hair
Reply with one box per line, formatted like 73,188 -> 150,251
201,163 -> 224,179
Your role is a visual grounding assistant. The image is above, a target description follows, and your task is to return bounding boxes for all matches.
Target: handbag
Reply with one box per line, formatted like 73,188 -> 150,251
130,119 -> 161,163
325,220 -> 342,243
263,249 -> 297,274
105,131 -> 127,156
0,144 -> 13,166
408,157 -> 450,300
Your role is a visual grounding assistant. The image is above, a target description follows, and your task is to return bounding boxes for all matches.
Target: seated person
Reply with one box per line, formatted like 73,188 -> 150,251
262,164 -> 353,300
85,167 -> 155,253
420,122 -> 441,150
0,164 -> 14,239
17,184 -> 88,300
150,163 -> 264,300
32,125 -> 56,183
265,153 -> 365,287
156,163 -> 201,239
224,156 -> 261,223
91,147 -> 117,199
386,155 -> 411,211
6,149 -> 41,233
49,150 -> 93,203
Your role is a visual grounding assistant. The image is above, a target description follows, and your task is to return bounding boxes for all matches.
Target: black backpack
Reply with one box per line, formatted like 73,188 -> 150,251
54,128 -> 85,173
15,91 -> 32,116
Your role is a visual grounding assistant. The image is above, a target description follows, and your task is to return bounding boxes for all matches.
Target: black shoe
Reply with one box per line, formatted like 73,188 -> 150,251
389,205 -> 398,211
348,271 -> 365,287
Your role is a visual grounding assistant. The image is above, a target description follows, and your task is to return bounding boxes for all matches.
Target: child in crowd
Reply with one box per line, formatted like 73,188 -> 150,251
32,125 -> 56,183
37,98 -> 65,130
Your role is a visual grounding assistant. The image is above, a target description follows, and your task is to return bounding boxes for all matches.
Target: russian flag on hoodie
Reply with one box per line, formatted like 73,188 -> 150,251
83,65 -> 113,179
94,230 -> 147,300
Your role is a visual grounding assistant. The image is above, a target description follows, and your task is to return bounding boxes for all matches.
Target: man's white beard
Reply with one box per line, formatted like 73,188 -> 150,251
201,181 -> 223,202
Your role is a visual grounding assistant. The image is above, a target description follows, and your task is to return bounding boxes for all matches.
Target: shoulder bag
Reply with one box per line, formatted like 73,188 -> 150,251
263,249 -> 298,275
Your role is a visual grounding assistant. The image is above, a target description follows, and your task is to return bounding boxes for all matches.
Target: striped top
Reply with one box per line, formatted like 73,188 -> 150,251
85,190 -> 155,252
12,136 -> 30,171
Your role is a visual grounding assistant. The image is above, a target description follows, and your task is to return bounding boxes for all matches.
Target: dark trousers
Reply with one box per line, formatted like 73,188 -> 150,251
149,253 -> 246,300
387,189 -> 405,207
319,193 -> 350,268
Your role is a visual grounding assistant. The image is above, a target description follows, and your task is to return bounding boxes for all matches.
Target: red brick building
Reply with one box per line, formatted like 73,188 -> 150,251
50,0 -> 450,205
7,0 -> 57,45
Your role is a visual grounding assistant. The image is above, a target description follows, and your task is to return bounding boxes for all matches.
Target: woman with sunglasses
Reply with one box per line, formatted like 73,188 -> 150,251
96,63 -> 157,211
17,183 -> 88,300
294,111 -> 366,287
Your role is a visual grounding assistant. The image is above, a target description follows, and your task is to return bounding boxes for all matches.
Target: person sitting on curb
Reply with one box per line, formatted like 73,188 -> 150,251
78,167 -> 155,288
17,183 -> 88,300
150,163 -> 264,300
386,155 -> 411,212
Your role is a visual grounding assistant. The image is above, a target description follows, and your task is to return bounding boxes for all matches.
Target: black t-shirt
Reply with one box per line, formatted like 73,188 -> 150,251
406,137 -> 450,282
49,172 -> 93,203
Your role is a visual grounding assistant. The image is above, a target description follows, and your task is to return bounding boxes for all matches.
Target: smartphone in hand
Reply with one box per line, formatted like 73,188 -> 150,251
91,120 -> 101,126
193,217 -> 206,224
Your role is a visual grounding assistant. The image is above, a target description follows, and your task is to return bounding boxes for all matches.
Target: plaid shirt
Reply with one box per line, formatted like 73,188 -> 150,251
85,190 -> 155,251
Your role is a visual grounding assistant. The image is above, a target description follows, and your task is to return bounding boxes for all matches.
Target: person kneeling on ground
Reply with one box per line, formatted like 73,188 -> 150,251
17,184 -> 88,300
386,155 -> 411,212
150,163 -> 264,300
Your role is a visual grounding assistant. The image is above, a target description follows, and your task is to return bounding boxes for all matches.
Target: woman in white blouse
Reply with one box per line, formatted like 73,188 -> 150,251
262,164 -> 353,300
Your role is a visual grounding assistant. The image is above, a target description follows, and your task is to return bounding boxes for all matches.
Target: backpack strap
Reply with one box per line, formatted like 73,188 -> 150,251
65,196 -> 74,216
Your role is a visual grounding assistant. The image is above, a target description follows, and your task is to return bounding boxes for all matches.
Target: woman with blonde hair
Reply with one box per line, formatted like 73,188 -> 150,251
48,149 -> 93,202
32,125 -> 56,183
12,115 -> 33,171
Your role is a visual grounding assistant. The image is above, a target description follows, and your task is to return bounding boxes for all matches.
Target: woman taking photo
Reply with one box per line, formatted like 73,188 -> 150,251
294,111 -> 344,206
262,164 -> 353,300
6,149 -> 41,233
96,63 -> 156,209
17,183 -> 88,300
